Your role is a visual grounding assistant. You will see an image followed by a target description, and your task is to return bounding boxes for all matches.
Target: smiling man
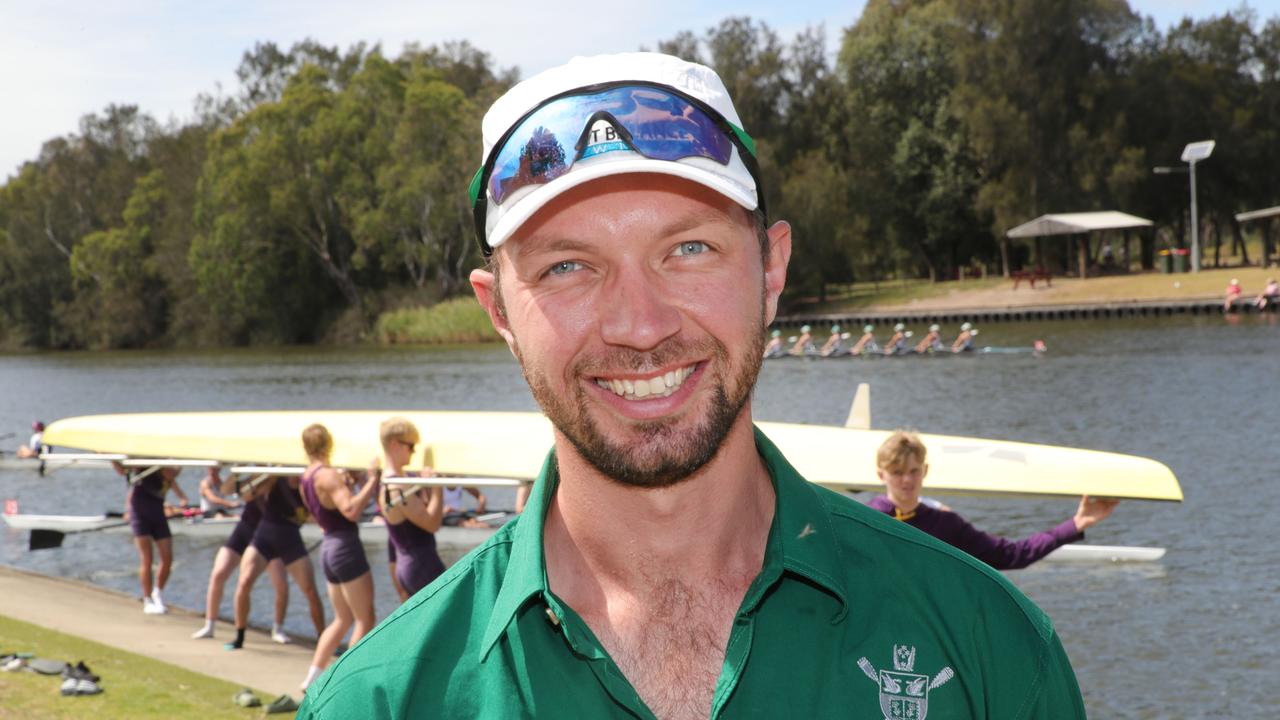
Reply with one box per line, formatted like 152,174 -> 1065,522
299,52 -> 1086,720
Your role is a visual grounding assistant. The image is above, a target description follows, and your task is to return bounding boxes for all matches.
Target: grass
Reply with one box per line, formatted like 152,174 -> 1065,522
374,297 -> 499,345
801,266 -> 1278,315
0,615 -> 271,720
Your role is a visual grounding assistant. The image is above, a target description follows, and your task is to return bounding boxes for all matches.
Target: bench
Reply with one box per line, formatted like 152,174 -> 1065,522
1012,268 -> 1053,289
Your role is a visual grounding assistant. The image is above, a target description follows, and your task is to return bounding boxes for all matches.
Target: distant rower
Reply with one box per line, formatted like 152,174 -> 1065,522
788,325 -> 814,356
818,325 -> 844,357
15,421 -> 46,459
914,324 -> 942,354
883,323 -> 909,355
762,329 -> 785,359
849,325 -> 879,356
951,323 -> 978,353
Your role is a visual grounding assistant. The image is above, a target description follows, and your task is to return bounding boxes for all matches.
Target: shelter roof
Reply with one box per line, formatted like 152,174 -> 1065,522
1006,211 -> 1153,238
1235,206 -> 1280,223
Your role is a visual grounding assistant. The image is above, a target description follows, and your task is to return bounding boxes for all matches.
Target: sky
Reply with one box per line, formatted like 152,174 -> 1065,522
2,0 -> 1278,181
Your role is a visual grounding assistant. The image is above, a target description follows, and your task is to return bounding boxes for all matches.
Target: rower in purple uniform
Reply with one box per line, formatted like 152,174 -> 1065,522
868,431 -> 1118,570
374,418 -> 446,601
299,423 -> 380,692
112,461 -> 188,614
191,467 -> 290,642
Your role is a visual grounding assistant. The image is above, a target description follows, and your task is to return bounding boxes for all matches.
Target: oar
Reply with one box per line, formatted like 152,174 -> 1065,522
29,514 -> 129,551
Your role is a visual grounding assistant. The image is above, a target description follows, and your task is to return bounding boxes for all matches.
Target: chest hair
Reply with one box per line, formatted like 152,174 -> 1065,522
583,574 -> 750,720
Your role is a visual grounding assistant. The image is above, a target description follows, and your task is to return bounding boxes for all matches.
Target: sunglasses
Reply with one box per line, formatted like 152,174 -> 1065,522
469,81 -> 765,255
398,439 -> 417,453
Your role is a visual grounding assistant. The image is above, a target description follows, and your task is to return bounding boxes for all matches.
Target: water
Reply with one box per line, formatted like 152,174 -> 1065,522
2,316 -> 1277,717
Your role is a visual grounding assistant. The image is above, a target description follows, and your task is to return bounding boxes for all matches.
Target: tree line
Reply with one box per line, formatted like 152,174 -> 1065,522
2,2 -> 1278,349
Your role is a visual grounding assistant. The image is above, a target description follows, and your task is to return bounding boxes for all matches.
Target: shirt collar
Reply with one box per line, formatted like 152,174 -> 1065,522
478,425 -> 851,660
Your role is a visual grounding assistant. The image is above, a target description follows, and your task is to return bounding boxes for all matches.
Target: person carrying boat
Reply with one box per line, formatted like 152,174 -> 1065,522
869,431 -> 1118,570
882,323 -> 910,355
787,324 -> 813,355
301,52 -> 1087,719
298,423 -> 380,692
761,329 -> 784,359
227,473 -> 325,653
913,324 -> 942,354
817,324 -> 844,357
191,472 -> 290,643
848,324 -> 879,355
111,461 -> 189,615
15,421 -> 47,459
373,418 -> 446,601
197,466 -> 241,518
951,322 -> 978,352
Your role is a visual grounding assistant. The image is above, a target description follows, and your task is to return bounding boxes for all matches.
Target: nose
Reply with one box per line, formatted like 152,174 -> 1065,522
597,262 -> 681,351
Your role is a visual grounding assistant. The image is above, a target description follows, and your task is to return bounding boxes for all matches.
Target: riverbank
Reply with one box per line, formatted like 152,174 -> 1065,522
0,566 -> 314,705
787,266 -> 1274,319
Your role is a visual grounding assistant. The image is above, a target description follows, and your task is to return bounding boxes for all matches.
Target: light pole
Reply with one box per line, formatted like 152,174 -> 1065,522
1154,141 -> 1215,273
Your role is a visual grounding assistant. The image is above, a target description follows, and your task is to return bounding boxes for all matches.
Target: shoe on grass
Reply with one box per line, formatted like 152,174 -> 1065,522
60,677 -> 78,696
75,679 -> 103,695
233,688 -> 261,707
265,694 -> 299,714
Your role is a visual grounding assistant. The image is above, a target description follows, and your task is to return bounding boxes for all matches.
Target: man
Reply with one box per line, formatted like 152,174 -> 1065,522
869,431 -> 1117,570
913,324 -> 942,354
15,421 -> 46,459
301,52 -> 1085,719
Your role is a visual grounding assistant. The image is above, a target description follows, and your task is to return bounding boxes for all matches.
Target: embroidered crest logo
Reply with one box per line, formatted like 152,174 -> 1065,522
858,644 -> 954,720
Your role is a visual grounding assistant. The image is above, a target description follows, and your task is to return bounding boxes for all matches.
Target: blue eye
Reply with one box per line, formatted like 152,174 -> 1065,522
546,260 -> 582,276
673,241 -> 709,256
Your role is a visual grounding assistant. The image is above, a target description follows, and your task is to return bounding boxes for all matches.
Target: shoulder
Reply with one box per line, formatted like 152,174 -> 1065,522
812,486 -> 1058,641
300,518 -> 521,717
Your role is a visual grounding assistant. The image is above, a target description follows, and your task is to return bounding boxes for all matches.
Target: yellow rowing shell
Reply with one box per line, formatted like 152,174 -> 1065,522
43,411 -> 1182,502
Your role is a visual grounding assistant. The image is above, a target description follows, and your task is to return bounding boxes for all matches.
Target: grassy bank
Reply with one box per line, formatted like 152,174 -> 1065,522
374,297 -> 499,345
0,615 -> 271,720
798,266 -> 1276,315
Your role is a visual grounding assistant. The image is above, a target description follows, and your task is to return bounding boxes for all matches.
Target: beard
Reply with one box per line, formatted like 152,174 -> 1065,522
515,320 -> 768,489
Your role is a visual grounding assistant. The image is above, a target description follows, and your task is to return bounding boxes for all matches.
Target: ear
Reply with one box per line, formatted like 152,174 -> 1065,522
763,220 -> 792,325
470,266 -> 517,352
876,467 -> 889,485
921,463 -> 929,480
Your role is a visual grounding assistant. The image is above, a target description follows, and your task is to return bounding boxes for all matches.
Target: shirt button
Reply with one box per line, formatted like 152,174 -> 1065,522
545,607 -> 561,626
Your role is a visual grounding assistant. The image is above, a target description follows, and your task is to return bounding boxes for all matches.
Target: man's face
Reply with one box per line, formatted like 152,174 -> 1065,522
472,174 -> 790,488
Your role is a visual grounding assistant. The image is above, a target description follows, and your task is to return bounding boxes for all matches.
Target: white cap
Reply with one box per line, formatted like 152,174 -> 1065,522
478,52 -> 759,250
894,323 -> 905,332
961,322 -> 972,331
929,324 -> 940,332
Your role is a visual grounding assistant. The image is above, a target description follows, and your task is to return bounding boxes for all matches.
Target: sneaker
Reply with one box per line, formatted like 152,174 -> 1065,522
265,694 -> 299,714
61,677 -> 79,696
270,628 -> 291,645
192,624 -> 215,640
233,688 -> 261,707
73,661 -> 100,683
75,678 -> 102,696
142,599 -> 164,615
2,657 -> 25,672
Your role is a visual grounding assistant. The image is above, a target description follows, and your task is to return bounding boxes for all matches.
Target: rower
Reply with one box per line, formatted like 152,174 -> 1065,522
1254,278 -> 1279,310
849,325 -> 879,356
818,325 -> 844,357
15,421 -> 47,459
914,324 -> 943,354
882,323 -> 909,355
111,460 -> 189,615
951,322 -> 978,353
374,418 -> 445,602
227,469 -> 325,653
442,485 -> 489,527
788,325 -> 814,356
867,431 -> 1118,570
197,466 -> 241,518
191,468 -> 290,643
762,329 -> 785,359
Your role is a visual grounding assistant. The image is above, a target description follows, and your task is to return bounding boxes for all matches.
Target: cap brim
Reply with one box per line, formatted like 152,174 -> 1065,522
486,157 -> 758,250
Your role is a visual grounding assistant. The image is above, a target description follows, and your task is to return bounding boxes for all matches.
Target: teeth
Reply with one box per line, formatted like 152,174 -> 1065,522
596,364 -> 696,401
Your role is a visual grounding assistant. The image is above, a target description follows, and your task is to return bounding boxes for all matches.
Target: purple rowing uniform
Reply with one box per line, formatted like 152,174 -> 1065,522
249,477 -> 309,565
301,466 -> 370,584
383,476 -> 445,596
867,495 -> 1082,570
223,500 -> 263,555
128,473 -> 171,540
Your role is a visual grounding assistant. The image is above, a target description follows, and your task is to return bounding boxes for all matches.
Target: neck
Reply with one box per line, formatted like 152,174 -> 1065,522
544,410 -> 774,599
383,454 -> 405,475
887,493 -> 920,515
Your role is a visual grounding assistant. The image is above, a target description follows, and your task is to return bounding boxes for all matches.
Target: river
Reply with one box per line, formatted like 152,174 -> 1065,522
2,314 -> 1277,717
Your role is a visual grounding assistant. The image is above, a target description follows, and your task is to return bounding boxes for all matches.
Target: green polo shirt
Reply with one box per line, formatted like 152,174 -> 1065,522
299,428 -> 1085,719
